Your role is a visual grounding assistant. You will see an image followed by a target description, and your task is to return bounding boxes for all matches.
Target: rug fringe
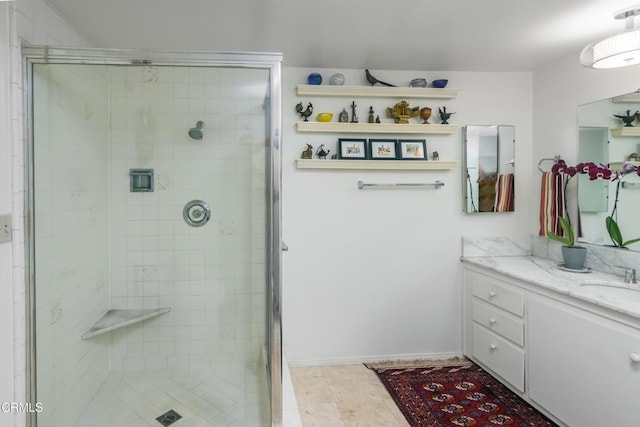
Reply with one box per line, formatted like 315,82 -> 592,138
364,356 -> 472,371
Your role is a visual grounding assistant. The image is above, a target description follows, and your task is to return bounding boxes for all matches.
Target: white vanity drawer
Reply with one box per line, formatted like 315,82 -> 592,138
472,300 -> 524,346
470,272 -> 524,317
472,323 -> 525,392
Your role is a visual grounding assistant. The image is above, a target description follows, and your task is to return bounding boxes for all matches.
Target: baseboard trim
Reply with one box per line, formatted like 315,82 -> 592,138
286,351 -> 463,367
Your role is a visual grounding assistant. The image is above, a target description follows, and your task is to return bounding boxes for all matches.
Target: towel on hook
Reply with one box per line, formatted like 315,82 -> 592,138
539,171 -> 566,236
494,173 -> 514,212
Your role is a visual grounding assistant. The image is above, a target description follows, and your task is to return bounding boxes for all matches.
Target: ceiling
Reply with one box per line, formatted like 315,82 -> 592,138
43,0 -> 640,71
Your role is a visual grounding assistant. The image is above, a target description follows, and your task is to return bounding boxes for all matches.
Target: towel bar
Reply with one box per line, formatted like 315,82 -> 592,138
357,180 -> 445,189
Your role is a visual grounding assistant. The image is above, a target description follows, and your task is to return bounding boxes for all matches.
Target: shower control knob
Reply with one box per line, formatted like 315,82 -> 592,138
183,200 -> 211,227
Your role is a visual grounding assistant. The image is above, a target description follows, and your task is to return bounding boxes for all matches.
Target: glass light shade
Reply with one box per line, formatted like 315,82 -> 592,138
580,29 -> 640,68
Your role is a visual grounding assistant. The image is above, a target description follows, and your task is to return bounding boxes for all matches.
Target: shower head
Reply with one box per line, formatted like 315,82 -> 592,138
188,121 -> 204,140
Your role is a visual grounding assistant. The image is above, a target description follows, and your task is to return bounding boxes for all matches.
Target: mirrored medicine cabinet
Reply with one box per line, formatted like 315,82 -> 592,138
462,125 -> 515,213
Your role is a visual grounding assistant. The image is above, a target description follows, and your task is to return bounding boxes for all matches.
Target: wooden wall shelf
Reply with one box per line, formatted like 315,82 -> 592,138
296,84 -> 458,99
296,122 -> 457,134
295,159 -> 458,170
611,127 -> 640,137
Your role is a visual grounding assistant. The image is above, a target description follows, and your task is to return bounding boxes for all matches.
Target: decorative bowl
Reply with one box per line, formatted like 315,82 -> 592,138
307,73 -> 323,85
431,79 -> 448,88
329,73 -> 345,86
409,78 -> 427,88
316,113 -> 333,122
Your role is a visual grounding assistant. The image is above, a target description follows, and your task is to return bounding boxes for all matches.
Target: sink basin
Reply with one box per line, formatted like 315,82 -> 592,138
577,283 -> 640,300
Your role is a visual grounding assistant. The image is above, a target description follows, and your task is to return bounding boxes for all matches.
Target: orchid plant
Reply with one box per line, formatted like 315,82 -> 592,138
549,159 -> 640,248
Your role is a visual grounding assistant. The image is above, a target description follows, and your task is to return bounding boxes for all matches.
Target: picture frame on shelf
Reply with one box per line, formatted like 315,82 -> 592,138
369,139 -> 398,160
398,139 -> 427,160
338,138 -> 368,159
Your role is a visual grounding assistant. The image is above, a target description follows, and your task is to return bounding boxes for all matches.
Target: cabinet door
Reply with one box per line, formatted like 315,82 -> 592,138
528,296 -> 640,427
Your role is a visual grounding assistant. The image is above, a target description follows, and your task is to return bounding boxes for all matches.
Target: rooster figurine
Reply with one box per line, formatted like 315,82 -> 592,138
296,102 -> 313,122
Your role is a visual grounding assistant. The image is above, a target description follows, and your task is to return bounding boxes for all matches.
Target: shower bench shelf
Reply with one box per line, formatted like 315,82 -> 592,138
81,308 -> 171,340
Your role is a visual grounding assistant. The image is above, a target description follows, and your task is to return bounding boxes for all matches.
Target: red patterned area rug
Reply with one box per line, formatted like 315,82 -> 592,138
367,359 -> 557,427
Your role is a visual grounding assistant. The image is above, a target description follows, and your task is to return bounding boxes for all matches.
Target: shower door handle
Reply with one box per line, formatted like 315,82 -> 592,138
281,242 -> 289,252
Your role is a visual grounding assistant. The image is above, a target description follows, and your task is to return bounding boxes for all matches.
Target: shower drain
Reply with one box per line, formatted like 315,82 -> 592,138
156,409 -> 182,426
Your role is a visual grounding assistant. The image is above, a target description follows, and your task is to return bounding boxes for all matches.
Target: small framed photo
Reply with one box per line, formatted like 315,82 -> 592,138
338,138 -> 367,159
398,139 -> 427,160
369,139 -> 398,160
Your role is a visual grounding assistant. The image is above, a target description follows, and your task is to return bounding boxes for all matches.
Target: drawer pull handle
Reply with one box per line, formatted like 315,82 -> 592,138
489,318 -> 497,325
489,344 -> 497,351
488,291 -> 497,298
630,353 -> 640,363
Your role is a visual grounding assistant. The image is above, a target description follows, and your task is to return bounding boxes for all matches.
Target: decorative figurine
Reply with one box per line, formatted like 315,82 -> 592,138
316,144 -> 330,159
350,100 -> 358,123
375,115 -> 381,123
368,106 -> 375,123
301,144 -> 313,159
614,109 -> 639,127
438,106 -> 455,124
432,151 -> 440,161
365,69 -> 396,87
331,153 -> 338,159
420,107 -> 432,124
386,100 -> 420,124
296,102 -> 313,122
339,108 -> 349,123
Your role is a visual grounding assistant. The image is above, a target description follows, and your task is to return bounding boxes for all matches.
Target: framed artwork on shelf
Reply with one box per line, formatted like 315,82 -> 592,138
398,139 -> 427,160
338,138 -> 368,159
368,139 -> 398,160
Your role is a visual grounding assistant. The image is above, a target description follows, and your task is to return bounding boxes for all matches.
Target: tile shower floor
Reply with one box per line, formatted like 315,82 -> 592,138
74,367 -> 269,427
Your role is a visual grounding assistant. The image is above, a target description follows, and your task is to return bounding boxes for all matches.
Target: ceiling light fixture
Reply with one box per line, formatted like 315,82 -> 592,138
580,6 -> 640,69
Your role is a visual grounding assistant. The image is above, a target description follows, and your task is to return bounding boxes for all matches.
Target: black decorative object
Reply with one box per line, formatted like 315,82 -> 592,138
339,108 -> 349,123
350,100 -> 358,123
614,109 -> 639,127
301,144 -> 313,159
316,144 -> 330,159
438,106 -> 455,124
368,106 -> 375,123
296,102 -> 313,122
365,69 -> 396,87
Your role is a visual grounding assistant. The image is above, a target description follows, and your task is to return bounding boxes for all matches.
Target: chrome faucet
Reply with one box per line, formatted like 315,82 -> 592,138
624,268 -> 637,284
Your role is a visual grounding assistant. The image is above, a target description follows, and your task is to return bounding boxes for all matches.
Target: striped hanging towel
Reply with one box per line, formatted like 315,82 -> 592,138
494,173 -> 514,212
538,171 -> 565,236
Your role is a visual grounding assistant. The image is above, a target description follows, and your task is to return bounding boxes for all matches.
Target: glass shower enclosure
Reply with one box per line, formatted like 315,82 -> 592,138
24,47 -> 282,426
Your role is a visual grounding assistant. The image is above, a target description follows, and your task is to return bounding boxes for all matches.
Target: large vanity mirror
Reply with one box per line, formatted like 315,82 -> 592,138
578,92 -> 640,249
463,125 -> 515,213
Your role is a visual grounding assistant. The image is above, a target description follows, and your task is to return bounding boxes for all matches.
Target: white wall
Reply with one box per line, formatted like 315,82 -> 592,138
282,68 -> 533,364
531,55 -> 640,236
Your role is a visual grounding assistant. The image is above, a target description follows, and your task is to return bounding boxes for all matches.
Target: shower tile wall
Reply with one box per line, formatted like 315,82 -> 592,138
33,64 -> 110,426
107,66 -> 269,373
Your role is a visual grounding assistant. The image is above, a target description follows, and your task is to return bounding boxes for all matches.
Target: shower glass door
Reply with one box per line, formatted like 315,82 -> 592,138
26,48 -> 282,427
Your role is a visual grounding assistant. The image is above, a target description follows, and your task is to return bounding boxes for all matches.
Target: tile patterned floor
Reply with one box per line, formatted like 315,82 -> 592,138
74,367 -> 270,426
289,364 -> 409,427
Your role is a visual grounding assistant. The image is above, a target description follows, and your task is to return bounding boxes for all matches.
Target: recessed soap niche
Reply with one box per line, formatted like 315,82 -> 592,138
129,168 -> 154,192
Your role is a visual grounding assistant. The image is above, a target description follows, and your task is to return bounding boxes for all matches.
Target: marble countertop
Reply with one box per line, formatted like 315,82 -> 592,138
461,255 -> 640,321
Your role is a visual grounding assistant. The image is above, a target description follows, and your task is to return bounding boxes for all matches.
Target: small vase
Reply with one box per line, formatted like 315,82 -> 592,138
561,246 -> 587,270
420,107 -> 432,124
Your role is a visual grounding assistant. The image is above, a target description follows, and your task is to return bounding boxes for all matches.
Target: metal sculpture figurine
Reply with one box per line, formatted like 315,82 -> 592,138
387,100 -> 419,124
296,102 -> 313,122
301,144 -> 313,159
350,101 -> 358,123
432,151 -> 440,161
614,109 -> 639,127
316,144 -> 330,159
438,106 -> 455,124
365,69 -> 396,87
368,106 -> 375,123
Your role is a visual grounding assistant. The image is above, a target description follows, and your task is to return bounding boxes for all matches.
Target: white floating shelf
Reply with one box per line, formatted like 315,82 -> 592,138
296,84 -> 458,99
82,308 -> 171,339
296,159 -> 457,170
611,127 -> 640,137
296,122 -> 458,134
612,92 -> 640,103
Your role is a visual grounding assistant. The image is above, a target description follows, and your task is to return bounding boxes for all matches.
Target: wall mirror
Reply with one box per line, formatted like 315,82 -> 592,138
462,125 -> 515,213
578,92 -> 640,249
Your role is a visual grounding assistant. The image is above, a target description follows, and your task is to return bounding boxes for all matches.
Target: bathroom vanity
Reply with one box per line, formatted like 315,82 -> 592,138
462,255 -> 640,427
